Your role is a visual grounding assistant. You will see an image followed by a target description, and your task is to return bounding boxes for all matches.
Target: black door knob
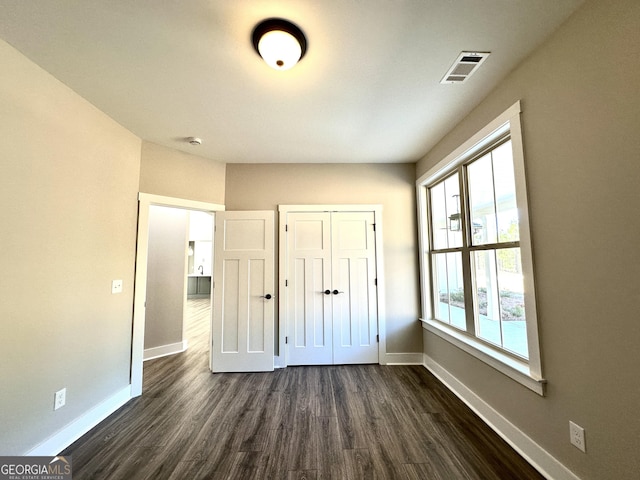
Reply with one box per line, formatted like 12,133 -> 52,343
263,294 -> 272,300
324,290 -> 331,295
332,290 -> 340,295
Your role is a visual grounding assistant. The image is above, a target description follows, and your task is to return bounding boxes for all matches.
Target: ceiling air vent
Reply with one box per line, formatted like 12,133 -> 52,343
440,51 -> 490,84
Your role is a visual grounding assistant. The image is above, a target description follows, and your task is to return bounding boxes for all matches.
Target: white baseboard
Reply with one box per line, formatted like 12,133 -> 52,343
384,352 -> 424,365
143,340 -> 187,361
423,354 -> 580,480
26,385 -> 131,456
273,353 -> 423,368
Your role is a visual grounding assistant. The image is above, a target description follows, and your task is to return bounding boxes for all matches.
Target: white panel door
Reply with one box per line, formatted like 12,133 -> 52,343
211,211 -> 274,372
286,212 -> 333,365
285,210 -> 378,365
331,212 -> 378,364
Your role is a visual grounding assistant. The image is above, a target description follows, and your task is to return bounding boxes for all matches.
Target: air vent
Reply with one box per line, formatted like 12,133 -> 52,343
440,51 -> 490,84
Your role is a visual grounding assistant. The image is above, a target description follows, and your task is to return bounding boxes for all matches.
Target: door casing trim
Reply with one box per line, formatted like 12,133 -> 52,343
131,193 -> 225,397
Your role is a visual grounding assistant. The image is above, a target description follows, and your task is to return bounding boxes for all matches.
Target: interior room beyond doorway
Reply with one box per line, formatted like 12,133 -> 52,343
143,206 -> 213,366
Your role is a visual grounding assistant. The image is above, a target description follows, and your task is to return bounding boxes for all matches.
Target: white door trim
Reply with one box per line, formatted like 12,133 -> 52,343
131,193 -> 225,397
277,204 -> 387,367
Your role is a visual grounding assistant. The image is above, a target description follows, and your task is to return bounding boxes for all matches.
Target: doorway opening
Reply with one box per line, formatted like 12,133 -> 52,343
143,206 -> 212,361
131,194 -> 225,397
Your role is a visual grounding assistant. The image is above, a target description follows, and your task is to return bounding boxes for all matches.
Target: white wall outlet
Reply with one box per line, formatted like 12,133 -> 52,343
111,279 -> 123,294
570,421 -> 586,452
54,388 -> 66,410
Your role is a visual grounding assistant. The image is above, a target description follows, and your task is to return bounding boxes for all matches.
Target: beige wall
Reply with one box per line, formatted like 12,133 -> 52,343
0,40 -> 141,454
225,163 -> 421,354
417,0 -> 640,478
145,206 -> 188,350
140,141 -> 226,205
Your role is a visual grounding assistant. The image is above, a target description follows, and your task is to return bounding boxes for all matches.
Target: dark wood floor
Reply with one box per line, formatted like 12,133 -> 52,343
62,298 -> 544,479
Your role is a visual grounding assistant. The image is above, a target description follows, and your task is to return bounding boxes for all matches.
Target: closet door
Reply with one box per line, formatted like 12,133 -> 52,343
286,212 -> 333,365
285,210 -> 378,365
331,212 -> 378,364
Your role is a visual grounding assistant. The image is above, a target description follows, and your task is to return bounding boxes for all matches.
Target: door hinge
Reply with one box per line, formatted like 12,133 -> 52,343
374,278 -> 377,286
376,334 -> 379,343
285,279 -> 288,287
285,224 -> 288,232
372,223 -> 376,231
285,336 -> 288,344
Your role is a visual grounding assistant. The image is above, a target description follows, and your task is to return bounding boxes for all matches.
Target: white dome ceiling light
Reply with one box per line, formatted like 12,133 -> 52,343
252,18 -> 307,71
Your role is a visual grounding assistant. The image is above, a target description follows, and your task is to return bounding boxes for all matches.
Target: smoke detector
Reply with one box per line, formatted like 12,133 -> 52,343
440,52 -> 490,84
187,137 -> 202,146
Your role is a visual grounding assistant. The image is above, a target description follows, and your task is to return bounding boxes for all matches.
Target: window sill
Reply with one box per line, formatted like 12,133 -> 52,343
420,318 -> 546,396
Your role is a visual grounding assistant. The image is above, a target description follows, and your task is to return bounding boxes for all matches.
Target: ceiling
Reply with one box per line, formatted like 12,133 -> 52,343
0,1 -> 584,164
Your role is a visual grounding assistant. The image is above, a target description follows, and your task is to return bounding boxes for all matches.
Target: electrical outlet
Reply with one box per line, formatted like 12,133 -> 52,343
569,421 -> 586,452
111,279 -> 123,294
54,388 -> 66,411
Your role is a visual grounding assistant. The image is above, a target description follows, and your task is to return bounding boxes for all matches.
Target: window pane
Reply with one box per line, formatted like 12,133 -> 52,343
474,250 -> 501,345
433,253 -> 450,321
467,154 -> 497,245
432,252 -> 465,329
429,173 -> 461,249
493,141 -> 520,242
474,248 -> 528,358
447,252 -> 466,329
497,248 -> 527,357
430,182 -> 448,249
444,175 -> 462,248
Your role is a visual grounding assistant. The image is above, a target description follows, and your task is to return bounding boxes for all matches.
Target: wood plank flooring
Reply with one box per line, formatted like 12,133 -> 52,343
61,298 -> 544,479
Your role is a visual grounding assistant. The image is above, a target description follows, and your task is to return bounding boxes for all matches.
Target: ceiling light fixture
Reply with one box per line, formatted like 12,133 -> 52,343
252,18 -> 307,71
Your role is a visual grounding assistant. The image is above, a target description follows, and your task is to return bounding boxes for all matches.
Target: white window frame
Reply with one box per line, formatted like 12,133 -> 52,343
417,102 -> 546,395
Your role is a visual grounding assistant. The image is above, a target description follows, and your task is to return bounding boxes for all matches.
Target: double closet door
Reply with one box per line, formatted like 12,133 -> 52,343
284,210 -> 379,365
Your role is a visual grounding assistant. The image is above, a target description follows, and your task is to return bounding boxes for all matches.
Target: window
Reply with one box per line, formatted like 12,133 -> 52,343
417,102 -> 545,395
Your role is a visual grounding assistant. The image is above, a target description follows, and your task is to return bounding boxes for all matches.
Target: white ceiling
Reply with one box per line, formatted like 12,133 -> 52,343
0,1 -> 584,164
